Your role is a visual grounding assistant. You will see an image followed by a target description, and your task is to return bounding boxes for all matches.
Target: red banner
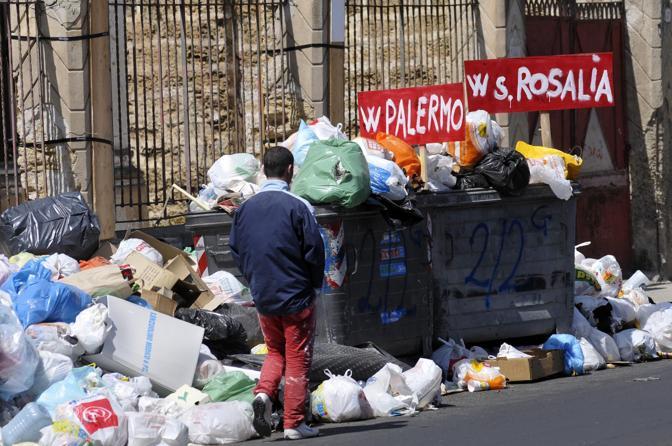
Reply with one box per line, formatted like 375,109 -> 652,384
357,83 -> 465,144
464,53 -> 614,113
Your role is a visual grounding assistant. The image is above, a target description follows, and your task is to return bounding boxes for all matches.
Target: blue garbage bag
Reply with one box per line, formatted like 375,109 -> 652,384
292,120 -> 319,168
2,259 -> 51,296
543,334 -> 584,376
127,295 -> 152,309
36,366 -> 102,416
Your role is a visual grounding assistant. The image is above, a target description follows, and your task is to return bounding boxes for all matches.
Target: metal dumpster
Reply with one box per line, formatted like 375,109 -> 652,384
416,184 -> 576,343
185,206 -> 432,357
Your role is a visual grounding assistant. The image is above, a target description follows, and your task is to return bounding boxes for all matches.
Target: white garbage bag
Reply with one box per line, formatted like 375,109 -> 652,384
25,322 -> 86,361
207,153 -> 260,189
572,307 -> 596,338
111,238 -> 164,266
497,343 -> 533,359
42,253 -> 80,279
70,303 -> 108,355
0,255 -> 17,286
180,401 -> 256,445
127,412 -> 188,446
575,265 -> 601,296
621,288 -> 650,308
527,155 -> 573,200
427,154 -> 457,192
193,359 -> 224,389
366,155 -> 408,201
138,397 -> 190,419
363,363 -> 417,417
202,271 -> 251,305
579,337 -> 605,371
402,359 -> 441,409
636,303 -> 672,328
588,329 -> 621,362
353,137 -> 393,160
642,308 -> 672,352
311,369 -> 373,422
425,143 -> 446,155
30,350 -> 74,396
614,329 -> 657,362
587,255 -> 622,297
605,297 -> 637,326
0,302 -> 40,399
102,373 -> 157,412
622,270 -> 650,292
53,395 -> 128,446
310,116 -> 348,141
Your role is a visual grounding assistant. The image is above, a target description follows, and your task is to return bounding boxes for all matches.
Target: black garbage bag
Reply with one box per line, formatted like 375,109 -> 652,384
367,194 -> 424,229
0,192 -> 100,260
474,148 -> 530,195
175,308 -> 249,358
214,303 -> 264,348
454,171 -> 490,190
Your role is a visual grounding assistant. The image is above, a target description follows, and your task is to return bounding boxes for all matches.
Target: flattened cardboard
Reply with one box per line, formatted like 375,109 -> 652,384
485,349 -> 564,382
84,296 -> 204,396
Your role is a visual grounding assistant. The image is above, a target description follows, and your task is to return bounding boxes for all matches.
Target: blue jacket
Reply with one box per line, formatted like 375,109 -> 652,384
229,180 -> 325,315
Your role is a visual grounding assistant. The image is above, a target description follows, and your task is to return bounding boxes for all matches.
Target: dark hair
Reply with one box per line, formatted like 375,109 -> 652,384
263,146 -> 294,178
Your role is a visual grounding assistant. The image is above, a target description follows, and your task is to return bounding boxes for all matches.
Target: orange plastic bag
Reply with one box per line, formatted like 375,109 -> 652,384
79,256 -> 111,270
375,132 -> 421,178
446,140 -> 484,168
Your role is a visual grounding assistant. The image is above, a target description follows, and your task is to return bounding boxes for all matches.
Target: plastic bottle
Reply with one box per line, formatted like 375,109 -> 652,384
1,402 -> 52,445
467,380 -> 490,392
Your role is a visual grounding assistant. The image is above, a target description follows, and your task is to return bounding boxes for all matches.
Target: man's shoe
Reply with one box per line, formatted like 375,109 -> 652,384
284,423 -> 320,440
252,393 -> 273,437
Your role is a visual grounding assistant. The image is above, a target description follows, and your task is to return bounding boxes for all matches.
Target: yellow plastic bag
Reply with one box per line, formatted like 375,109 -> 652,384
515,141 -> 582,180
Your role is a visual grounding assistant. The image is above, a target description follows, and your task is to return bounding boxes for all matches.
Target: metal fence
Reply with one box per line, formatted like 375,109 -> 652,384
525,0 -> 623,20
109,0 -> 298,225
344,0 -> 482,136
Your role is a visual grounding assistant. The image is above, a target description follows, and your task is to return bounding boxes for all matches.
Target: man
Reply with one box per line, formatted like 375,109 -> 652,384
229,146 -> 325,440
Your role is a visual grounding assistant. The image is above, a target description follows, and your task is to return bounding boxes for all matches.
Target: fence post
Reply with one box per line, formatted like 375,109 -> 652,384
90,1 -> 116,239
328,0 -> 345,125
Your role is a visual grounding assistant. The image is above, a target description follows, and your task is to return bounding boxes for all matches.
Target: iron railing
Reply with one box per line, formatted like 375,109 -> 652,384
109,0 -> 297,225
525,0 -> 623,20
344,0 -> 482,136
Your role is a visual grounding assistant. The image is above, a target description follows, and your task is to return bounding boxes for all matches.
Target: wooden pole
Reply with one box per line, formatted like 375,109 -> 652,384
90,2 -> 116,239
540,111 -> 553,148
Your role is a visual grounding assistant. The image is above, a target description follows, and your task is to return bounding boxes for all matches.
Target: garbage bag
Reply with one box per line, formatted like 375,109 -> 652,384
202,371 -> 256,404
69,303 -> 108,355
0,302 -> 39,400
375,132 -> 421,178
202,271 -> 252,305
543,334 -> 584,375
111,238 -> 164,266
431,338 -> 472,380
363,363 -> 417,417
497,343 -> 533,359
42,253 -> 80,279
366,155 -> 408,201
579,337 -> 605,372
588,329 -> 621,363
642,307 -> 672,352
37,365 -> 105,417
3,259 -> 53,295
622,288 -> 650,308
127,412 -> 189,446
452,359 -> 507,391
310,116 -> 348,141
194,359 -> 224,389
174,308 -> 248,358
139,396 -> 190,419
401,358 -> 441,409
310,369 -> 373,422
455,170 -> 490,190
180,401 -> 257,444
427,154 -> 456,192
9,252 -> 36,268
207,153 -> 260,189
53,394 -> 127,446
0,192 -> 100,261
25,322 -> 86,361
60,265 -> 133,299
0,255 -> 16,286
214,303 -> 263,348
605,297 -> 637,326
292,139 -> 371,208
575,295 -> 616,334
30,351 -> 74,396
79,256 -> 111,270
575,265 -> 602,296
11,278 -> 92,328
292,120 -> 319,168
515,140 -> 583,180
367,195 -> 424,229
446,111 -> 501,167
616,329 -> 658,361
474,148 -> 530,195
526,155 -> 573,200
353,136 -> 393,160
101,373 -> 157,412
586,255 -> 622,298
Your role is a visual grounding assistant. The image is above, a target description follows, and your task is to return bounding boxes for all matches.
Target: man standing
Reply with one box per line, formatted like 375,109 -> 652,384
230,146 -> 325,440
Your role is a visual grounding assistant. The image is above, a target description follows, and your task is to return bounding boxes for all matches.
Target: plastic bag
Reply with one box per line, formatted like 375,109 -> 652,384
11,279 -> 92,328
3,259 -> 53,295
0,192 -> 100,261
30,351 -> 74,396
366,155 -> 408,201
101,373 -> 156,412
53,395 -> 127,446
363,363 -> 417,417
642,308 -> 672,352
39,419 -> 90,446
622,288 -> 650,308
579,337 -> 605,371
353,137 -> 393,160
0,303 -> 39,400
427,154 -> 457,192
543,334 -> 584,376
60,265 -> 133,299
292,139 -> 371,208
138,397 -> 190,419
310,116 -> 348,141
202,371 -> 256,404
202,271 -> 252,305
42,254 -> 80,280
37,366 -> 104,417
111,238 -> 163,266
127,412 -> 189,446
605,297 -> 637,326
292,120 -> 319,168
208,153 -> 260,189
425,142 -> 446,155
9,252 -> 36,268
401,359 -> 441,409
497,343 -> 532,359
311,369 -> 373,422
575,265 -> 602,296
25,322 -> 86,361
614,329 -> 657,362
194,359 -> 224,389
174,308 -> 248,359
447,111 -> 500,167
79,256 -> 111,271
431,337 -> 471,379
588,329 -> 621,362
452,359 -> 507,391
455,170 -> 490,190
69,304 -> 108,355
587,255 -> 622,298
474,148 -> 530,195
515,140 -> 583,180
375,132 -> 421,178
180,401 -> 257,445
527,155 -> 573,200
0,255 -> 17,286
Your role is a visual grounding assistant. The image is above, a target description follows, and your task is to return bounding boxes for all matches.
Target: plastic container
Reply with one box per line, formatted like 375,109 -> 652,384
1,402 -> 52,444
623,270 -> 650,291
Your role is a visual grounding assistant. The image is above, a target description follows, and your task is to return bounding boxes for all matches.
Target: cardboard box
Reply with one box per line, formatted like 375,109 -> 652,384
126,230 -> 194,266
126,251 -> 180,291
484,349 -> 564,382
141,287 -> 178,316
85,297 -> 204,396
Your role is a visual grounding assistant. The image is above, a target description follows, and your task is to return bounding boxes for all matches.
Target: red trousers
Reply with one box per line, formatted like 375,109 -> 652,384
254,304 -> 316,429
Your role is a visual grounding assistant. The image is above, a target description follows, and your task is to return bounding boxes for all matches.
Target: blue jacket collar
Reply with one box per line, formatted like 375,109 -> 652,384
261,179 -> 289,192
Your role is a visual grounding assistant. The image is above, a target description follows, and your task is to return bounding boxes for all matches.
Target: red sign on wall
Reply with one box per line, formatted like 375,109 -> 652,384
357,83 -> 465,144
464,53 -> 614,113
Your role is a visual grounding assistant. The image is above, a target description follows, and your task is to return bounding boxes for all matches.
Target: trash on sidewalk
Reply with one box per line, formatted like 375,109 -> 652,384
207,153 -> 260,190
51,394 -> 128,446
202,371 -> 256,404
496,343 -> 533,359
401,358 -> 442,408
166,385 -> 211,407
25,322 -> 86,361
126,411 -> 189,446
41,254 -> 80,280
180,401 -> 257,445
452,359 -> 507,392
485,349 -> 564,382
201,271 -> 252,307
543,334 -> 584,376
174,308 -> 248,358
614,329 -> 658,362
0,302 -> 40,400
579,337 -> 606,372
375,132 -> 421,178
311,369 -> 374,422
363,363 -> 417,417
59,265 -> 134,299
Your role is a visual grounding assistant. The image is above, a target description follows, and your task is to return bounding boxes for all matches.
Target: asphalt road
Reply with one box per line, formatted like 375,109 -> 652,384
247,360 -> 672,446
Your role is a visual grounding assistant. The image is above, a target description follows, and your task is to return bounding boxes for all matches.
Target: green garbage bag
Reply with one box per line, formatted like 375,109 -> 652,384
202,371 -> 256,404
292,139 -> 371,208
